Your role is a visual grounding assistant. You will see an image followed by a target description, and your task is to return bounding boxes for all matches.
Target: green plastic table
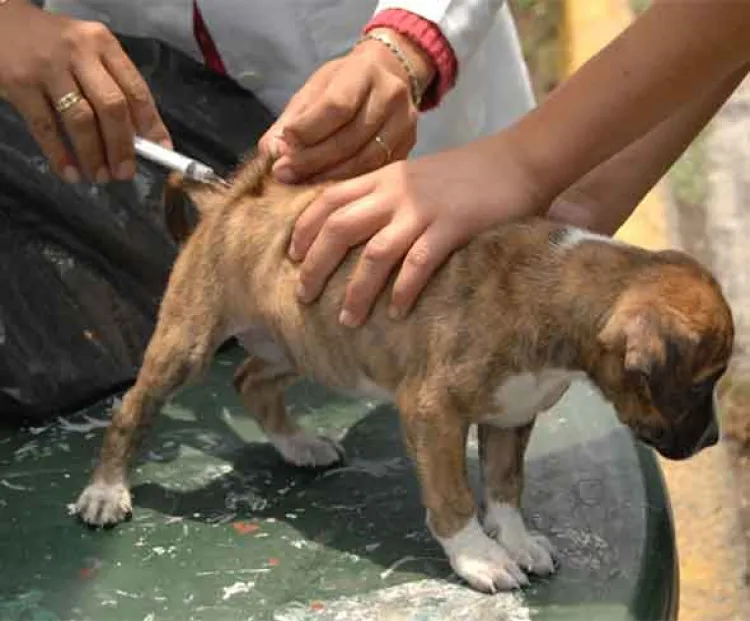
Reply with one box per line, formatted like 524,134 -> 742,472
0,346 -> 677,621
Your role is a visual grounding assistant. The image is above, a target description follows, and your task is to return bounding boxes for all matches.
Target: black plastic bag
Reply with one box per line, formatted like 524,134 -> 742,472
0,36 -> 274,420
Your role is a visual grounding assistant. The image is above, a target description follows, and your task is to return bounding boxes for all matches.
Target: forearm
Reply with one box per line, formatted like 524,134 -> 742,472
496,0 -> 750,211
549,65 -> 749,234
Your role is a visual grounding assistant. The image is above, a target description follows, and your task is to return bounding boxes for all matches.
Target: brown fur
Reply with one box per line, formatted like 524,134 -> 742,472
76,151 -> 734,590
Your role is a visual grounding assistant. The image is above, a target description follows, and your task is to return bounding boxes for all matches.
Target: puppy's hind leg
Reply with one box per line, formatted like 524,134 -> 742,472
479,422 -> 556,577
75,249 -> 228,527
233,356 -> 344,468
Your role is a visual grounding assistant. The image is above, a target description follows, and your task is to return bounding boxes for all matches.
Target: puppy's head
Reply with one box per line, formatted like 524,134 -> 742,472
597,251 -> 734,460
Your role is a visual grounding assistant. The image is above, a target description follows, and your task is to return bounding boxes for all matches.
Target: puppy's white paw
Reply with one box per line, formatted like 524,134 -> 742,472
269,432 -> 344,468
436,516 -> 529,593
75,481 -> 132,526
483,502 -> 556,576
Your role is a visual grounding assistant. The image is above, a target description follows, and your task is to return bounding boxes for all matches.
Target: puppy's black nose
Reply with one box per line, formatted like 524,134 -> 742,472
696,418 -> 720,452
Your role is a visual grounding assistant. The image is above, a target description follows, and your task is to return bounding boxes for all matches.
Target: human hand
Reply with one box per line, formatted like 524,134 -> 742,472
0,0 -> 171,183
289,136 -> 548,327
258,28 -> 434,184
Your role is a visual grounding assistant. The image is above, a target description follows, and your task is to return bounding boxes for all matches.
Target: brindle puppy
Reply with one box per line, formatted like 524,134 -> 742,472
74,152 -> 734,593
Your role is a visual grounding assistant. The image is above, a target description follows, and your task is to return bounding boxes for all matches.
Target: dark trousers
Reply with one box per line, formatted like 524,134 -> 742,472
0,36 -> 274,420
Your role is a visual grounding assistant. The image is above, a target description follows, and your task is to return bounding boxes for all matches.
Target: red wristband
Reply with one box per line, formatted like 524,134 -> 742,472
363,9 -> 458,111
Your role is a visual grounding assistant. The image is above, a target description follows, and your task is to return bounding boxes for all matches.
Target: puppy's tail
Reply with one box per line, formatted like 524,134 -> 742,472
163,149 -> 277,245
163,171 -> 233,245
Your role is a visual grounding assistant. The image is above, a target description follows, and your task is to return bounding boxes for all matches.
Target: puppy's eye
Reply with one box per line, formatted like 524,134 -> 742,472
691,378 -> 712,394
690,368 -> 725,395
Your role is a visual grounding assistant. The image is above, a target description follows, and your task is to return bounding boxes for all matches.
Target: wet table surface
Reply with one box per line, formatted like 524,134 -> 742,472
0,347 -> 676,621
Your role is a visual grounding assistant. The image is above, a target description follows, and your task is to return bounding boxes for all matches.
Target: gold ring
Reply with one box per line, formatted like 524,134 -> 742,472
374,134 -> 392,164
53,91 -> 83,114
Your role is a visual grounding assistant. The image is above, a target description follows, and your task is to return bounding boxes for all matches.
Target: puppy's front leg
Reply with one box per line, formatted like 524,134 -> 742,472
479,423 -> 556,576
398,388 -> 528,593
233,356 -> 344,468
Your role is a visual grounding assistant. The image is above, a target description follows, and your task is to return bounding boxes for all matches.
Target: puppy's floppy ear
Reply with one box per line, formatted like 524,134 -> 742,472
162,172 -> 228,245
598,308 -> 667,377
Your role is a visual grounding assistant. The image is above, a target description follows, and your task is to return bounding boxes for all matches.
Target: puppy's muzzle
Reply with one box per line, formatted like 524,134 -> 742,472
640,391 -> 720,460
696,413 -> 720,450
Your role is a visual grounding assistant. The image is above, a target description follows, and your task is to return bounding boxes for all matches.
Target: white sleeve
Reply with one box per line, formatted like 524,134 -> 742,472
372,0 -> 507,65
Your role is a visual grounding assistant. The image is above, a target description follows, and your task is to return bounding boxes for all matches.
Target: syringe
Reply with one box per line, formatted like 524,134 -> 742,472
133,136 -> 228,185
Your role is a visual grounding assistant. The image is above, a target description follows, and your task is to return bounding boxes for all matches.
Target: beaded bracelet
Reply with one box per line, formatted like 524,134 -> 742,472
357,31 -> 425,107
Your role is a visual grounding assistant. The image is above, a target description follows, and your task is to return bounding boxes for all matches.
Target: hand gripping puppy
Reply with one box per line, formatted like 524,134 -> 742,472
74,152 -> 734,593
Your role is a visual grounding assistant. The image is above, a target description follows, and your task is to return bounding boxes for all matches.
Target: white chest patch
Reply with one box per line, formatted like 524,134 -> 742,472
485,369 -> 583,428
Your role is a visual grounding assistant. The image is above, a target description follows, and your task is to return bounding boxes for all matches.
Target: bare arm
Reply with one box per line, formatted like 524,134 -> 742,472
548,65 -> 749,234
501,0 -> 750,210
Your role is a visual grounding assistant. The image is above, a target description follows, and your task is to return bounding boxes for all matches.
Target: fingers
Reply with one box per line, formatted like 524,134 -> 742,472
1,15 -> 164,184
283,72 -> 368,149
73,59 -> 134,181
45,73 -> 106,182
102,44 -> 171,148
290,155 -> 469,326
272,94 -> 381,181
339,217 -> 423,327
280,96 -> 415,183
13,87 -> 77,181
51,45 -> 165,183
46,41 -> 165,182
272,75 -> 416,183
312,121 -> 413,182
300,210 -> 462,326
296,194 -> 391,304
289,174 -> 376,261
258,66 -> 334,156
389,225 -> 461,317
